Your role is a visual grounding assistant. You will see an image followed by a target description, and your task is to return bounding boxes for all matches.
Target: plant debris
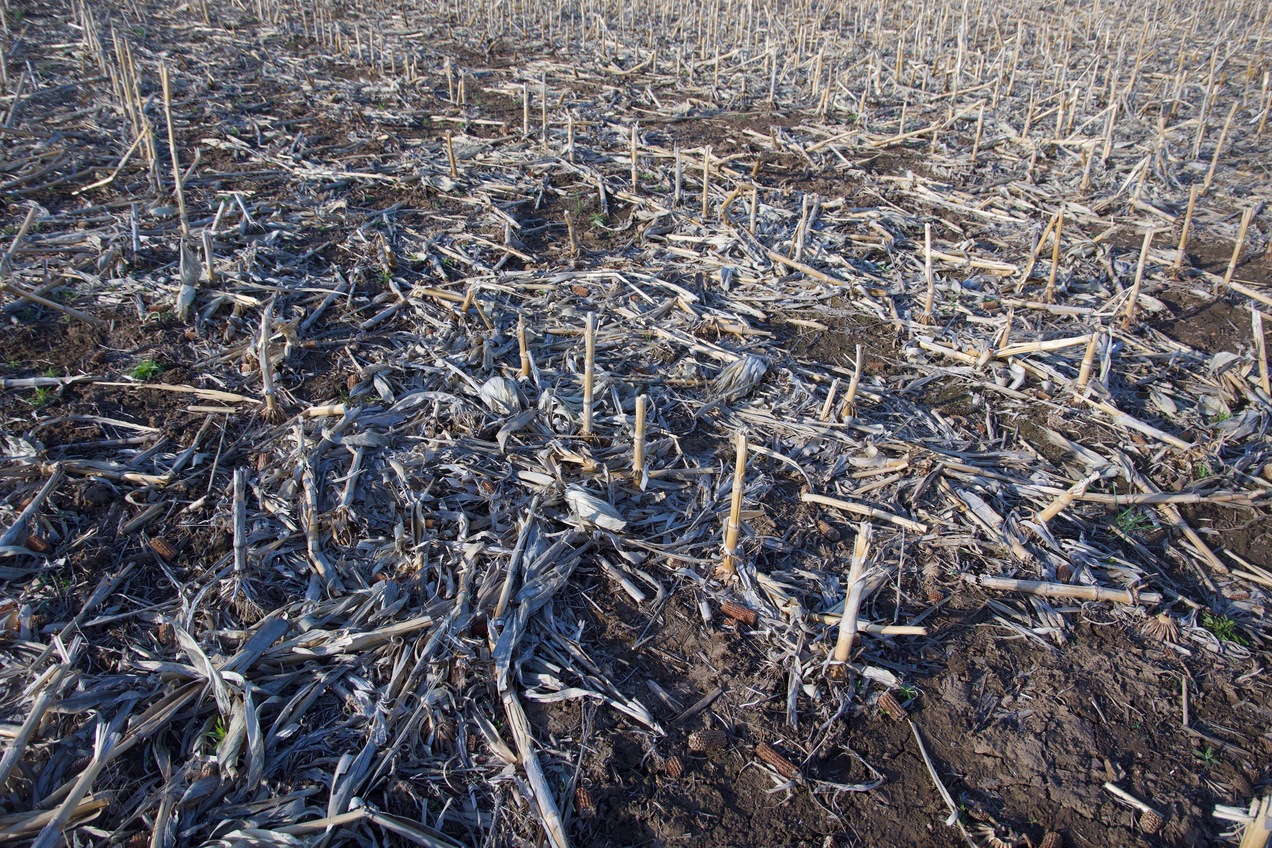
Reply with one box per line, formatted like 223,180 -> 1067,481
0,0 -> 1269,845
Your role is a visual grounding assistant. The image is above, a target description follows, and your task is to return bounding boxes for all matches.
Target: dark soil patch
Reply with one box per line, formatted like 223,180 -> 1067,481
654,110 -> 792,156
1184,236 -> 1272,288
516,179 -> 636,258
783,305 -> 898,375
918,378 -> 982,421
900,616 -> 1270,848
858,147 -> 940,181
0,313 -> 110,377
1154,290 -> 1252,356
568,577 -> 1272,848
291,347 -> 351,404
1181,503 -> 1272,571
573,588 -> 844,848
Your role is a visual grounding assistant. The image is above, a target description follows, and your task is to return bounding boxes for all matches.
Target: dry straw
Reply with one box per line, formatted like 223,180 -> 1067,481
581,311 -> 596,436
1203,101 -> 1239,192
632,394 -> 647,479
919,223 -> 935,324
446,132 -> 459,178
1222,206 -> 1255,290
159,64 -> 188,237
720,430 -> 748,577
701,146 -> 712,221
1173,184 -> 1199,271
4,0 -> 1270,844
517,315 -> 532,379
1121,229 -> 1154,328
831,522 -> 872,665
841,345 -> 864,419
1044,209 -> 1063,303
1253,310 -> 1270,397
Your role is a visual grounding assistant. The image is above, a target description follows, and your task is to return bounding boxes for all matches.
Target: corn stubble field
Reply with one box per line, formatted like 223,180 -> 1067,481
0,0 -> 1270,844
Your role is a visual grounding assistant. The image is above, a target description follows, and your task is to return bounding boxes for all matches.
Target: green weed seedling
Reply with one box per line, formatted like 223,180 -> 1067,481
201,716 -> 228,750
24,367 -> 61,407
130,360 -> 163,381
1201,611 -> 1249,646
1114,507 -> 1153,536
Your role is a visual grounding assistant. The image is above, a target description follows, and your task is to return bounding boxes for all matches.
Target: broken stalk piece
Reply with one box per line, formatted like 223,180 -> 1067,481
1121,229 -> 1154,329
920,222 -> 936,324
831,522 -> 872,665
1035,469 -> 1104,525
259,299 -> 282,423
445,132 -> 458,179
1236,795 -> 1271,848
966,574 -> 1161,605
1253,309 -> 1270,397
201,230 -> 216,285
581,311 -> 596,436
1044,209 -> 1063,303
1222,206 -> 1255,291
517,315 -> 531,379
1203,101 -> 1238,193
1073,329 -> 1102,397
819,377 -> 840,421
840,345 -> 864,419
720,431 -> 748,577
1174,184 -> 1199,272
701,146 -> 712,221
632,394 -> 647,482
159,63 -> 189,237
1103,782 -> 1167,834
